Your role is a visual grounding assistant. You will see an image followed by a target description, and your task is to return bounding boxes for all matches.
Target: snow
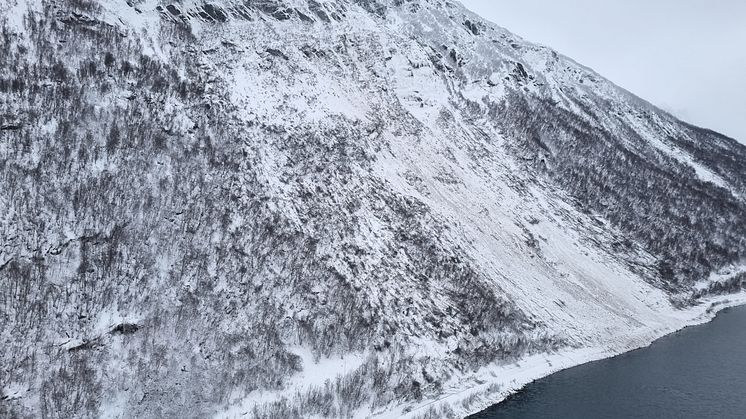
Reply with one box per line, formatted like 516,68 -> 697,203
388,291 -> 746,419
98,0 -> 168,58
387,44 -> 453,127
227,35 -> 373,125
372,101 -> 669,343
216,347 -> 367,418
3,1 -> 744,418
1,0 -> 40,32
694,264 -> 746,291
623,111 -> 732,191
2,382 -> 28,401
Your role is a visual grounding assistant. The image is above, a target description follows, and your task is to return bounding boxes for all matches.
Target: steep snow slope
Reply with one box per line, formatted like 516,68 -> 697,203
1,0 -> 745,418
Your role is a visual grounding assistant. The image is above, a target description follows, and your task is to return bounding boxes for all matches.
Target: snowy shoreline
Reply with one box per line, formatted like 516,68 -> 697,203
390,291 -> 746,419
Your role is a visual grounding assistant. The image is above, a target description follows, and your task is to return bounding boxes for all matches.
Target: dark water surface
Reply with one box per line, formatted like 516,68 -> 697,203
470,305 -> 746,419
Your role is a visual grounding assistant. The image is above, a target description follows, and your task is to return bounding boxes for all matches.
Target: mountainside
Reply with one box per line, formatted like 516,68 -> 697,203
1,0 -> 745,418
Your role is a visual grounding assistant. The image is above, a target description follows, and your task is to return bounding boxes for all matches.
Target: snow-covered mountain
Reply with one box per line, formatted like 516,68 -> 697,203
1,1 -> 745,418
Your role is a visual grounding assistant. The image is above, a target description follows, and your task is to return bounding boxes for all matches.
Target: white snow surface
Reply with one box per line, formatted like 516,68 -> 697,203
389,291 -> 746,418
96,0 -> 746,416
3,0 -> 744,418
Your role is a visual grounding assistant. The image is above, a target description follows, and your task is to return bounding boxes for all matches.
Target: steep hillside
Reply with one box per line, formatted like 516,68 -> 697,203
1,1 -> 744,418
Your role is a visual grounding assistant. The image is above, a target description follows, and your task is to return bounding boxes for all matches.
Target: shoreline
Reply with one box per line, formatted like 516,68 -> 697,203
391,291 -> 746,419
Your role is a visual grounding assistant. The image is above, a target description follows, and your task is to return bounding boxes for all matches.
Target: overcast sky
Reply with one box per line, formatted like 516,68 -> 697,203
460,0 -> 746,143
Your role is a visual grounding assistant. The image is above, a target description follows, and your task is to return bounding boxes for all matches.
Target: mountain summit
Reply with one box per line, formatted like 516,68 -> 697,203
1,1 -> 745,417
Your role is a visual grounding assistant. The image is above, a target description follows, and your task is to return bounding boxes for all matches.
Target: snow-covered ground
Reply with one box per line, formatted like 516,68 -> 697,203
2,1 -> 745,418
392,291 -> 746,418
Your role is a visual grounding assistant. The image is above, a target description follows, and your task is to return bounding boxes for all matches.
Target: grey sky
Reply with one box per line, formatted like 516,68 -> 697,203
460,0 -> 746,143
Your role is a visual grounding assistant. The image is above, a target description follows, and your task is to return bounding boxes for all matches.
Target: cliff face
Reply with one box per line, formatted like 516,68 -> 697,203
1,1 -> 744,418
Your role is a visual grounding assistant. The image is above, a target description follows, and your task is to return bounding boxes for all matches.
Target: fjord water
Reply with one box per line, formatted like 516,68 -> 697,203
470,305 -> 746,419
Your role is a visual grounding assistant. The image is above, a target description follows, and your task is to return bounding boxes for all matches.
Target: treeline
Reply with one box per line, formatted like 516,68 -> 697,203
492,91 -> 746,290
0,2 -> 563,418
